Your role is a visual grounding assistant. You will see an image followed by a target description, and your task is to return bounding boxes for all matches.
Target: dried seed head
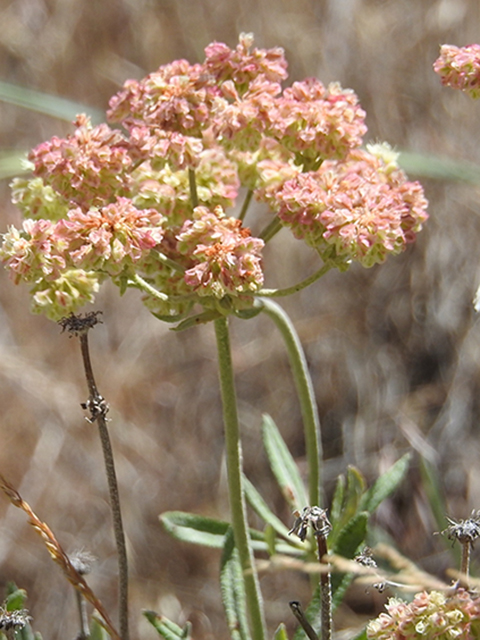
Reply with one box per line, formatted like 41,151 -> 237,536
441,510 -> 480,547
58,311 -> 103,336
0,607 -> 31,631
355,547 -> 377,569
69,549 -> 97,575
289,506 -> 332,542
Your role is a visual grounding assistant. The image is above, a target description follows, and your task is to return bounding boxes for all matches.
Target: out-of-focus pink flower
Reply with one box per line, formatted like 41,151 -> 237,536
108,59 -> 216,135
434,44 -> 480,98
177,205 -> 264,299
31,269 -> 100,320
0,219 -> 67,284
204,32 -> 288,92
270,79 -> 367,166
367,589 -> 480,639
274,145 -> 428,267
29,115 -> 132,208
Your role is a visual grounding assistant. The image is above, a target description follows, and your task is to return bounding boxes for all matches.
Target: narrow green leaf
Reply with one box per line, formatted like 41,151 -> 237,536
0,151 -> 29,181
329,473 -> 345,529
262,414 -> 308,510
273,623 -> 289,640
160,511 -> 229,547
89,618 -> 110,640
350,629 -> 367,640
359,454 -> 411,514
160,510 -> 301,556
331,512 -> 368,608
220,528 -> 252,640
0,80 -> 104,123
143,611 -> 191,640
264,523 -> 276,557
172,309 -> 222,331
243,475 -> 297,542
399,150 -> 480,185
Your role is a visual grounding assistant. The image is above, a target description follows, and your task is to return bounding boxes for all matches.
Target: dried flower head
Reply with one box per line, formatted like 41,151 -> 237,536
0,607 -> 31,631
367,589 -> 480,640
441,510 -> 480,548
289,506 -> 332,542
434,44 -> 480,99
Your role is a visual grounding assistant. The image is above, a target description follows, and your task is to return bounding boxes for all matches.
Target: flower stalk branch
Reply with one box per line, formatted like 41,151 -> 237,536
258,298 -> 322,506
214,316 -> 267,640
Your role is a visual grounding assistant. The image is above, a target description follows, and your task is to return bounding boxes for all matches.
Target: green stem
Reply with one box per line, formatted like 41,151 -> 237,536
238,189 -> 253,223
259,216 -> 282,242
259,299 -> 322,507
189,167 -> 199,208
214,317 -> 267,640
257,262 -> 333,298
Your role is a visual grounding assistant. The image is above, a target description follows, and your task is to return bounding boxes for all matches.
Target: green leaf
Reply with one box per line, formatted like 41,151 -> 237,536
89,618 -> 110,640
220,528 -> 252,640
243,475 -> 297,543
273,623 -> 289,640
5,586 -> 27,610
0,151 -> 29,181
160,511 -> 300,556
359,453 -> 411,514
329,473 -> 345,529
350,629 -> 368,640
261,414 -> 308,510
0,80 -> 104,123
331,512 -> 368,608
160,511 -> 229,547
172,310 -> 222,331
143,611 -> 191,640
399,150 -> 480,185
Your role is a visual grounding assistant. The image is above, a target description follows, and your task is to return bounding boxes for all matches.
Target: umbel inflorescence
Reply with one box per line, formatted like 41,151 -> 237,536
1,34 -> 428,320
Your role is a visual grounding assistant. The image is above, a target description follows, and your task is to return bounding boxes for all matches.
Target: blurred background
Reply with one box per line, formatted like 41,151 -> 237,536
1,0 -> 480,638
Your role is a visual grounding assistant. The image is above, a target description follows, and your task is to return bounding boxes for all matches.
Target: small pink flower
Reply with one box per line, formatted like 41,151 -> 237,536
29,115 -> 132,208
177,205 -> 264,299
434,44 -> 480,98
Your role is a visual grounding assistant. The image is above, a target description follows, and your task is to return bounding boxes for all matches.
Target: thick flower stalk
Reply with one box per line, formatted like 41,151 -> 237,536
367,589 -> 480,640
434,44 -> 480,99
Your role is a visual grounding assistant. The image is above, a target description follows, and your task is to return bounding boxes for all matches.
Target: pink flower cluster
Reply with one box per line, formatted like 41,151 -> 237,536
177,206 -> 264,300
272,145 -> 428,267
367,589 -> 480,640
1,34 -> 428,320
434,44 -> 480,99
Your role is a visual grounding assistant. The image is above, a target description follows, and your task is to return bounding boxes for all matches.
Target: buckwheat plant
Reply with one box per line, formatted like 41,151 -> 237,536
1,34 -> 428,640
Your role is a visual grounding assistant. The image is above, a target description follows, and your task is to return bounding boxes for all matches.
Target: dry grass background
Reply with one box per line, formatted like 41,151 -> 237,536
1,0 -> 480,638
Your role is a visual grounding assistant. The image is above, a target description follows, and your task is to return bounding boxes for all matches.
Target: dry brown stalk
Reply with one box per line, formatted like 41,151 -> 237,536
0,472 -> 120,640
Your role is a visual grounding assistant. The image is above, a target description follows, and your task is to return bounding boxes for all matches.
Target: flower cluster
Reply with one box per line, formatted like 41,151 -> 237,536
1,34 -> 428,320
367,589 -> 480,640
434,44 -> 480,99
272,145 -> 428,268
